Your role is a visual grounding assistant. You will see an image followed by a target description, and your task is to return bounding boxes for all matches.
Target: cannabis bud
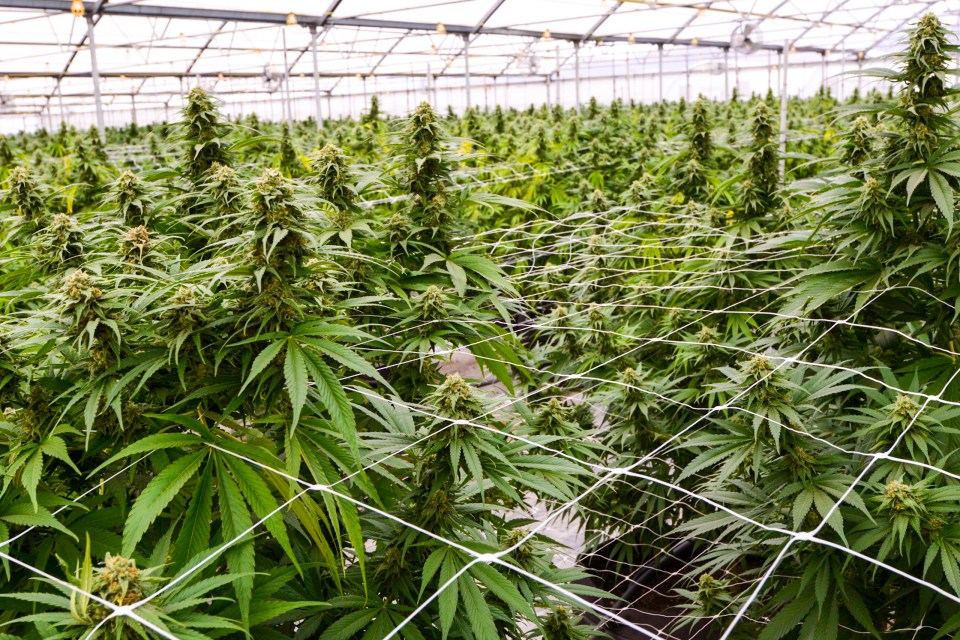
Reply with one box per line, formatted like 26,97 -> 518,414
119,225 -> 152,264
111,169 -> 150,226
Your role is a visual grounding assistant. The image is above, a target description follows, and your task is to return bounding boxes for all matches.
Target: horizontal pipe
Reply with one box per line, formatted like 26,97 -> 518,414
5,54 -> 876,115
0,70 -> 509,79
0,0 -> 849,55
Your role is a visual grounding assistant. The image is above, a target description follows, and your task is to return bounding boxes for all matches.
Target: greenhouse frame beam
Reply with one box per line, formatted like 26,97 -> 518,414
0,0 -> 844,55
494,36 -> 537,77
620,0 -> 856,29
857,4 -> 930,55
544,0 -> 629,105
438,0 -> 505,77
365,29 -> 410,77
9,55 -> 876,106
791,0 -> 854,47
475,0 -> 507,34
730,0 -> 790,35
668,0 -> 714,41
581,0 -> 622,42
318,0 -> 342,27
41,0 -> 106,125
185,20 -> 227,75
283,0 -> 341,78
0,70 -> 510,78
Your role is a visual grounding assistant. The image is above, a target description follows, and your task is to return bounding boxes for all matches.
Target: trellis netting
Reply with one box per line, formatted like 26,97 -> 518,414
2,7 -> 960,640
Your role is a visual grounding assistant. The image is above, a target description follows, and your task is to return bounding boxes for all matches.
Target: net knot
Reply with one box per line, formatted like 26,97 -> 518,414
793,531 -> 816,543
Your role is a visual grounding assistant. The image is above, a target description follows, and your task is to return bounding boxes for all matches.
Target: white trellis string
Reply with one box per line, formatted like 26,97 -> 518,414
7,183 -> 960,640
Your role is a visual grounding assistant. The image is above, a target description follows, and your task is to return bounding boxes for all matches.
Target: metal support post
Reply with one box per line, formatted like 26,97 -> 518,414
611,47 -> 616,100
657,43 -> 663,102
821,51 -> 826,92
779,44 -> 789,179
427,63 -> 433,105
574,41 -> 581,106
840,53 -> 845,101
463,34 -> 471,110
555,46 -> 560,106
624,47 -> 630,101
85,15 -> 105,141
281,26 -> 292,124
734,46 -> 740,96
57,86 -> 66,126
310,25 -> 323,128
724,47 -> 729,100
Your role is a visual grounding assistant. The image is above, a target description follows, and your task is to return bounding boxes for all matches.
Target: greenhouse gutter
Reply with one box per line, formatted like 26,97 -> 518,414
0,0 -> 841,55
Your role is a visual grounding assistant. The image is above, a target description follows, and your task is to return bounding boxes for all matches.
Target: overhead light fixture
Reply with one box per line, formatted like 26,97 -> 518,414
71,0 -> 84,17
286,12 -> 298,26
217,72 -> 224,80
542,29 -> 551,40
627,33 -> 636,44
320,39 -> 329,50
789,44 -> 797,52
824,48 -> 831,55
436,22 -> 446,35
857,50 -> 865,60
690,37 -> 699,46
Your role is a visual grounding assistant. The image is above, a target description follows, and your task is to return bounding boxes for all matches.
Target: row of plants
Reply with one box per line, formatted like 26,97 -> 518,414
0,84 -> 609,639
480,13 -> 960,640
0,13 -> 957,640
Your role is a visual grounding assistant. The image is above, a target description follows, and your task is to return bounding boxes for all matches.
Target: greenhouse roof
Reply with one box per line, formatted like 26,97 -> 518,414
0,0 -> 956,124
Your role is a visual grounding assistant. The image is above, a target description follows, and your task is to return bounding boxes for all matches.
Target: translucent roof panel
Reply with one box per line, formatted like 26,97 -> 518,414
485,0 -> 607,33
334,0 -> 497,26
0,0 -> 957,132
